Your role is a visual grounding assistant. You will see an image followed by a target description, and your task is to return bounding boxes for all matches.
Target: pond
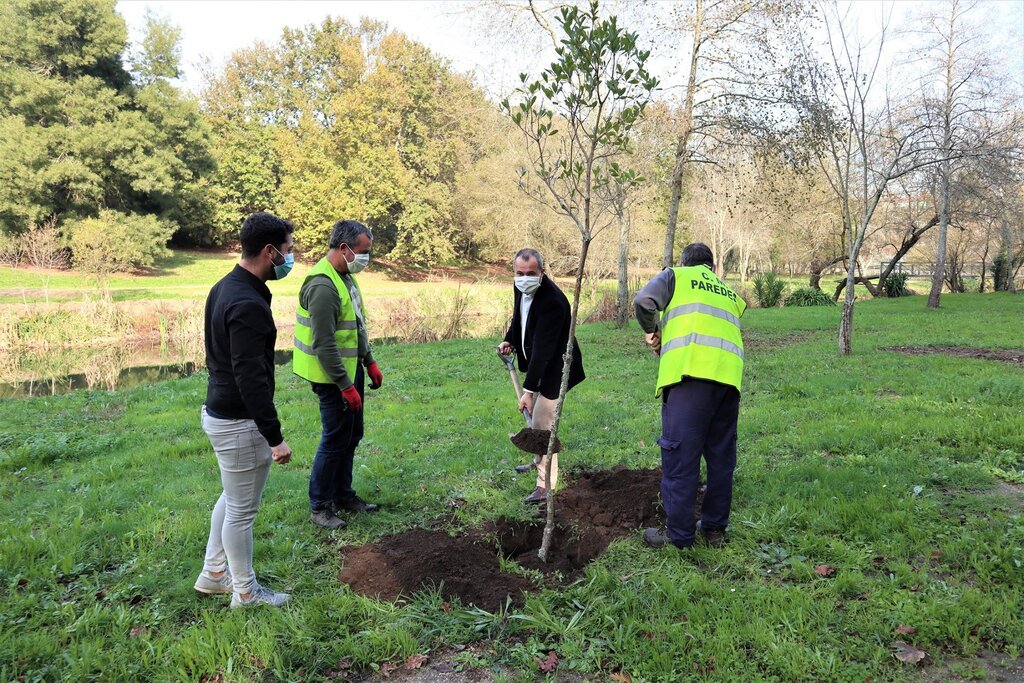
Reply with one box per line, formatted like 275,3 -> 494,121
0,347 -> 295,399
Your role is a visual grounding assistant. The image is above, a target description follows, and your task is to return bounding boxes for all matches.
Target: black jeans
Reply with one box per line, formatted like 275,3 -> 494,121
308,366 -> 364,511
659,378 -> 740,547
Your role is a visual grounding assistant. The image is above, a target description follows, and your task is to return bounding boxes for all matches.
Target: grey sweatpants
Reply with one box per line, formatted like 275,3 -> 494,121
200,406 -> 272,595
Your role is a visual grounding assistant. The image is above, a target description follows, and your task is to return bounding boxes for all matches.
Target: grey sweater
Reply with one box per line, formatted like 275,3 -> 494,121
633,268 -> 677,332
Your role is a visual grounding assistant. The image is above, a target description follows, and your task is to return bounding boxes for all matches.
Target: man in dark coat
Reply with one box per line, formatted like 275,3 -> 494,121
497,248 -> 585,503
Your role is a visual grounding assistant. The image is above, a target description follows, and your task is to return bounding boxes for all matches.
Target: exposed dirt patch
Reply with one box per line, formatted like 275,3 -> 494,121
743,332 -> 815,352
883,345 -> 1024,365
487,467 -> 666,575
339,467 -> 669,611
917,650 -> 1024,683
338,528 -> 535,612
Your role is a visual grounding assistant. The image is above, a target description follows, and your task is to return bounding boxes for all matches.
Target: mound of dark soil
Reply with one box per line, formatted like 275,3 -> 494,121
339,467 -> 678,611
486,466 -> 667,575
883,345 -> 1024,365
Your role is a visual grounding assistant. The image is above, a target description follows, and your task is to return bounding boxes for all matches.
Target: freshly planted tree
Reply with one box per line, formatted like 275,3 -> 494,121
501,1 -> 656,561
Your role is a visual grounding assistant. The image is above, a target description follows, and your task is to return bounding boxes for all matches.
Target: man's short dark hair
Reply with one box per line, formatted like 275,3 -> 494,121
329,220 -> 373,249
514,247 -> 545,270
681,242 -> 714,268
240,212 -> 294,258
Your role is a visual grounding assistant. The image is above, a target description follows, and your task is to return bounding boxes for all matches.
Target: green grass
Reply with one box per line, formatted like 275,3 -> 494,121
0,250 -> 511,305
1,293 -> 1022,681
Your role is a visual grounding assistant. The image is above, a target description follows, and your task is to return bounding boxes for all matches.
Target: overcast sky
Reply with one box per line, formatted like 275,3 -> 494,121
116,1 -> 1023,101
116,0 -> 538,97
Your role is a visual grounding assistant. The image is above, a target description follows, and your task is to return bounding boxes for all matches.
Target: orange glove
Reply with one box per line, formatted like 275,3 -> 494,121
341,385 -> 362,411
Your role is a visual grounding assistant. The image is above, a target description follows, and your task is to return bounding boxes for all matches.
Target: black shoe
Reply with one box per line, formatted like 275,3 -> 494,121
697,520 -> 726,547
643,527 -> 693,549
335,496 -> 379,513
523,487 -> 548,504
514,462 -> 536,473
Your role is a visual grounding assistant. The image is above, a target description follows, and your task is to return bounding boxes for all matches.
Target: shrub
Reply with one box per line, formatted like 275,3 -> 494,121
881,271 -> 910,297
67,210 -> 173,274
785,287 -> 836,307
993,249 -> 1011,291
752,272 -> 786,308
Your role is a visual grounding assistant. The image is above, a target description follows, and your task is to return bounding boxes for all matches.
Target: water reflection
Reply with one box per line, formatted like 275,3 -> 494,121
0,347 -> 294,399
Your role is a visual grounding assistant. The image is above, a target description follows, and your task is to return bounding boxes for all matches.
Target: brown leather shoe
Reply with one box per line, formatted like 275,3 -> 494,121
523,487 -> 548,504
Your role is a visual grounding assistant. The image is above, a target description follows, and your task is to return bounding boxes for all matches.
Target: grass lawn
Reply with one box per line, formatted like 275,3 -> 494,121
1,293 -> 1021,681
0,250 -> 515,305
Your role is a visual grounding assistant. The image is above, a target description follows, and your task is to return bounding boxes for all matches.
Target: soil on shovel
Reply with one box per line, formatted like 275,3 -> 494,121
338,467 -> 683,612
883,345 -> 1024,365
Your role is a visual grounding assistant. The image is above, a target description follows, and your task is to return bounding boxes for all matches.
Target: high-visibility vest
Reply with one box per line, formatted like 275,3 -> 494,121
293,258 -> 363,384
656,266 -> 746,395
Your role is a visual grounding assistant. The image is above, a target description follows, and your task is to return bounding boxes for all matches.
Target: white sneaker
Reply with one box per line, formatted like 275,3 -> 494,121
230,584 -> 290,608
194,569 -> 233,595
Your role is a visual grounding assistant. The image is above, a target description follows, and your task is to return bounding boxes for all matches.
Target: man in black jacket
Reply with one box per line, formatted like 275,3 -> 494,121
196,212 -> 294,608
497,248 -> 585,503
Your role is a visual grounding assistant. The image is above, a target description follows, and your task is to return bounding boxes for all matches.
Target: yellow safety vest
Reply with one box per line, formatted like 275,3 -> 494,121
656,266 -> 746,395
293,258 -> 363,383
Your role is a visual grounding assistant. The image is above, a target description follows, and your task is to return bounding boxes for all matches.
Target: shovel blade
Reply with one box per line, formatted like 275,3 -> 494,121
510,428 -> 562,455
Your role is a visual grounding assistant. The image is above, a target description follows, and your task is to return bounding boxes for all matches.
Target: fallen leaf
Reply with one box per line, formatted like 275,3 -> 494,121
379,661 -> 399,677
440,601 -> 452,613
619,573 -> 633,581
892,641 -> 927,665
129,626 -> 147,638
895,625 -> 917,635
95,588 -> 107,600
537,651 -> 559,673
17,578 -> 28,590
404,654 -> 428,670
814,564 -> 837,577
610,672 -> 632,683
447,498 -> 467,508
930,550 -> 943,560
639,440 -> 646,447
326,657 -> 352,679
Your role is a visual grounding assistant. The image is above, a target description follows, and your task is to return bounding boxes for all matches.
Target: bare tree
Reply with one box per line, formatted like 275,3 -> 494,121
802,3 -> 963,353
647,0 -> 812,267
910,0 -> 1009,307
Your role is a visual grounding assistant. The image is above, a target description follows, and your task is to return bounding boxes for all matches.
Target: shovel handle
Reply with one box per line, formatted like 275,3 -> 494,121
498,351 -> 532,424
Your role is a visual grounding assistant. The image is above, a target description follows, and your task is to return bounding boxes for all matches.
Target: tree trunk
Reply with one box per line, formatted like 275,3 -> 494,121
833,275 -> 880,300
662,0 -> 702,268
878,214 -> 939,295
810,255 -> 845,290
928,3 -> 956,309
539,238 -> 590,562
663,161 -> 685,269
615,211 -> 630,327
928,159 -> 951,308
839,267 -> 855,354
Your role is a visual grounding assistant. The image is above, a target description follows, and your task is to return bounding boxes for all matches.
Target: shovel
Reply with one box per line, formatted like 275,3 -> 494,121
497,351 -> 562,462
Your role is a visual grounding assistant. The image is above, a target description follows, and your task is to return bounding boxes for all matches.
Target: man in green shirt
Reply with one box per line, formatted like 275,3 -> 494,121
294,220 -> 383,529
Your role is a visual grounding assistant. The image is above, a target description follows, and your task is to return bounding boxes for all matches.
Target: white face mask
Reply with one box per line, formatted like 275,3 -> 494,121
514,275 -> 542,295
344,246 -> 370,273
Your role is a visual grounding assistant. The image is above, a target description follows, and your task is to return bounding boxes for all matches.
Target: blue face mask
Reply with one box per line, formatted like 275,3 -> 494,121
270,246 -> 294,280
